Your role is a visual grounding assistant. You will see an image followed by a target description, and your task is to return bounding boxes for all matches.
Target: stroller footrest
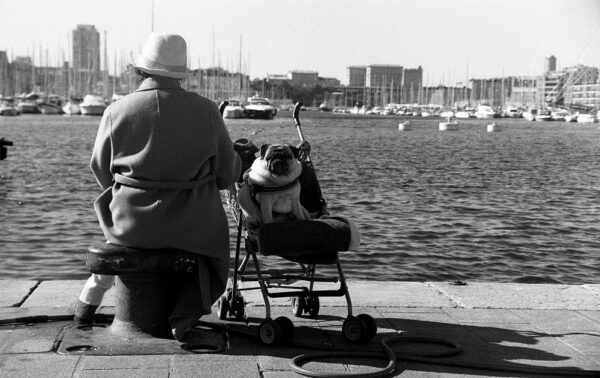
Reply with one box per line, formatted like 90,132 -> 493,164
267,288 -> 346,299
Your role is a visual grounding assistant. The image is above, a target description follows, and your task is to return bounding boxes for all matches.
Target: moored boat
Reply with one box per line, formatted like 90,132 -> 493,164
62,99 -> 81,115
551,109 -> 568,122
0,98 -> 20,116
16,100 -> 40,114
504,106 -> 521,118
455,107 -> 474,119
577,113 -> 597,123
522,107 -> 537,121
38,102 -> 64,115
318,102 -> 332,112
223,100 -> 245,119
474,104 -> 498,119
564,113 -> 578,123
535,110 -> 552,122
244,95 -> 276,119
79,95 -> 107,116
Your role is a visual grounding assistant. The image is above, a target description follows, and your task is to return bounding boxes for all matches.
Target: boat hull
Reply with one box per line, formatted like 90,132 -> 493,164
17,102 -> 40,114
39,103 -> 64,115
223,107 -> 245,119
80,105 -> 107,116
0,106 -> 20,116
244,107 -> 275,119
577,114 -> 597,123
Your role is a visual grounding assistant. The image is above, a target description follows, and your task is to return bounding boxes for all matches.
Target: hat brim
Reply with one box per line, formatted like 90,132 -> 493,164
130,57 -> 192,79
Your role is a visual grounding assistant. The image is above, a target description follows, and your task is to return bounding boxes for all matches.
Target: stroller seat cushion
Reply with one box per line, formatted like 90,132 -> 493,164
257,217 -> 351,258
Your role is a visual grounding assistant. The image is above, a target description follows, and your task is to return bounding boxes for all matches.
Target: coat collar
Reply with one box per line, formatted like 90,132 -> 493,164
136,76 -> 185,92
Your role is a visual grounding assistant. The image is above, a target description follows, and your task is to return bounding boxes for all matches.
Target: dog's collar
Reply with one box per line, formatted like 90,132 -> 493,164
251,179 -> 299,194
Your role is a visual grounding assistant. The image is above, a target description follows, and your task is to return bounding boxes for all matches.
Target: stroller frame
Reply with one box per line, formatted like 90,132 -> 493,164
218,103 -> 376,346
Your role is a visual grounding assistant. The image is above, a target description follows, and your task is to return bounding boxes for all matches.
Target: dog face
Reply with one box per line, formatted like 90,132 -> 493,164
260,144 -> 300,177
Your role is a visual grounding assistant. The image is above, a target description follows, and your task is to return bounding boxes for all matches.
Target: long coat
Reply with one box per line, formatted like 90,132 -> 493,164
91,76 -> 241,311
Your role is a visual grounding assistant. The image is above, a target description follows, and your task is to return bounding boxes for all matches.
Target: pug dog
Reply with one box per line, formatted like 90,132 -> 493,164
238,143 -> 311,225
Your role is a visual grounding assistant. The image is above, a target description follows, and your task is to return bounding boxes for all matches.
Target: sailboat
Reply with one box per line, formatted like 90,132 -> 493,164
79,95 -> 107,116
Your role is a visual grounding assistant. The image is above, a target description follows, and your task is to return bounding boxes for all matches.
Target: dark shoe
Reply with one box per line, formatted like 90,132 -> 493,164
71,299 -> 98,325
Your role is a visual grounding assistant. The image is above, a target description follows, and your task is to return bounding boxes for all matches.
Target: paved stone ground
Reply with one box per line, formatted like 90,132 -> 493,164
0,280 -> 599,377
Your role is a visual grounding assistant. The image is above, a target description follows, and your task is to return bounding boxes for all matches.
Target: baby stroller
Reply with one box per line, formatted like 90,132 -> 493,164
218,103 -> 377,346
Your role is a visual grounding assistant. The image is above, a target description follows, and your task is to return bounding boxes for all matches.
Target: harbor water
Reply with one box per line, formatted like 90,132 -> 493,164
1,112 -> 599,284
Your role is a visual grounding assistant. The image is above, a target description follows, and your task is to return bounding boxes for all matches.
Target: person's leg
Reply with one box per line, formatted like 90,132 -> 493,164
73,274 -> 115,323
169,256 -> 218,341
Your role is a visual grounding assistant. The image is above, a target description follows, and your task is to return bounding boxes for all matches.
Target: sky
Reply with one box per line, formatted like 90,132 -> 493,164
1,0 -> 599,85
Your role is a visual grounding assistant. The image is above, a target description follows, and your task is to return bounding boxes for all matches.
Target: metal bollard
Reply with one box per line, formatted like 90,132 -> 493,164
86,244 -> 199,339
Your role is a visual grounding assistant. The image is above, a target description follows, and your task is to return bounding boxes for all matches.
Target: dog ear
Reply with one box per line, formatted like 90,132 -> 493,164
290,145 -> 300,159
259,144 -> 270,158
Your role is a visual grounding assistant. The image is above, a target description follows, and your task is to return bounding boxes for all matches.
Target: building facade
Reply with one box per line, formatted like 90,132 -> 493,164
0,51 -> 9,96
505,76 -> 538,107
568,83 -> 600,109
346,66 -> 366,87
288,70 -> 318,87
402,66 -> 423,104
72,24 -> 101,96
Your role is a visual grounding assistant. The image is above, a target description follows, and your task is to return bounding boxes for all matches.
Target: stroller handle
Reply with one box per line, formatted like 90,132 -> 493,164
293,102 -> 306,142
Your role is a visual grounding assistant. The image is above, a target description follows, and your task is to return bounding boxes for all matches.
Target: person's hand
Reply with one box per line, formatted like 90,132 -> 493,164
245,215 -> 262,230
296,141 -> 311,160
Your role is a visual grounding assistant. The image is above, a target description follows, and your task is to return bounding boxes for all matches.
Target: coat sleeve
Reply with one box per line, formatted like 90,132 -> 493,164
90,109 -> 114,190
211,106 -> 241,190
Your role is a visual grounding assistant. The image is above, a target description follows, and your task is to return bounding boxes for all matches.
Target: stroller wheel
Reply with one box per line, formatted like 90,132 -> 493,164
342,315 -> 368,343
259,319 -> 283,345
305,295 -> 320,318
275,316 -> 295,342
217,295 -> 230,320
232,296 -> 246,321
291,296 -> 304,317
357,314 -> 377,340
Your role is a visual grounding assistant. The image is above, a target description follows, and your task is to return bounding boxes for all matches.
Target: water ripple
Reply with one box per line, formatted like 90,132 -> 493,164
1,114 -> 600,283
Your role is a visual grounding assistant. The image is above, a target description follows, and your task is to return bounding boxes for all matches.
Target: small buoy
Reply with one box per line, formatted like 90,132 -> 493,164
487,122 -> 501,132
439,120 -> 459,131
398,121 -> 412,130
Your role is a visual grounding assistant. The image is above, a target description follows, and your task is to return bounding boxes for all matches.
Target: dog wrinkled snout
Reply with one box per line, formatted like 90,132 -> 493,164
266,146 -> 293,176
269,159 -> 290,176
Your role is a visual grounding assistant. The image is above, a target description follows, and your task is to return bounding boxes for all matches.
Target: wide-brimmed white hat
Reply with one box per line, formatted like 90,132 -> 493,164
131,32 -> 191,79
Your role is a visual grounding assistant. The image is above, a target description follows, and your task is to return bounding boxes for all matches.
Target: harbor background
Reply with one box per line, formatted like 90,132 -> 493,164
1,111 -> 599,284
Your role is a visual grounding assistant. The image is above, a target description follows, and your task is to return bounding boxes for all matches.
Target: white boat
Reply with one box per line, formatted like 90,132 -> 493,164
577,113 -> 597,123
564,112 -> 578,123
62,100 -> 81,115
366,106 -> 383,115
223,100 -> 245,119
439,109 -> 454,118
455,108 -> 474,119
38,102 -> 64,115
504,106 -> 521,118
522,107 -> 537,121
79,95 -> 107,116
535,110 -> 552,122
439,117 -> 459,131
111,93 -> 126,102
245,95 -> 276,119
551,109 -> 569,122
318,102 -> 332,112
0,100 -> 20,116
16,100 -> 40,114
474,104 -> 498,119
